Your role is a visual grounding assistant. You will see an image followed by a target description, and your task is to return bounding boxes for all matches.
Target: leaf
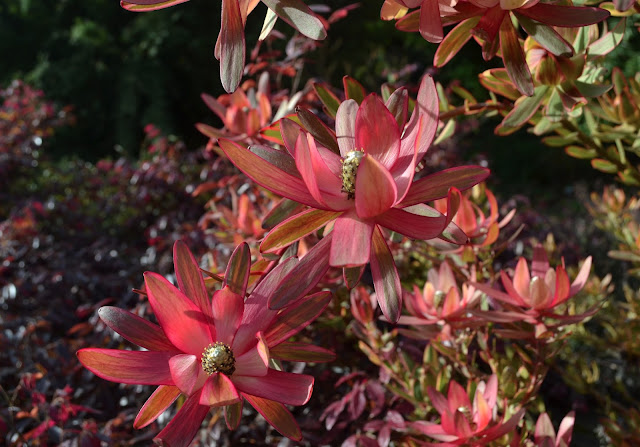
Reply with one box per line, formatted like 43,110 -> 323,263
370,226 -> 402,323
261,0 -> 327,40
591,158 -> 618,173
261,209 -> 340,253
223,243 -> 251,295
259,7 -> 278,40
400,166 -> 490,206
225,401 -> 243,430
243,394 -> 302,441
574,81 -> 612,98
219,0 -> 245,93
516,4 -> 610,27
588,18 -> 626,58
497,85 -> 549,134
515,14 -> 573,57
542,133 -> 578,146
434,18 -> 480,67
313,82 -> 341,118
120,0 -> 189,12
565,145 -> 597,159
499,16 -> 534,97
296,106 -> 340,154
343,76 -> 366,104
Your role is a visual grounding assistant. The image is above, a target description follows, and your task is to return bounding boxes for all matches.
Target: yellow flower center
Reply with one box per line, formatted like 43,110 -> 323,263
201,342 -> 236,376
340,149 -> 364,199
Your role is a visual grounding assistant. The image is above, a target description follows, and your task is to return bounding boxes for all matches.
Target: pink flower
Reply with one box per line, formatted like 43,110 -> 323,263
218,75 -> 490,322
78,241 -> 333,446
473,245 -> 594,329
119,0 -> 326,92
411,375 -> 525,445
398,262 -> 482,340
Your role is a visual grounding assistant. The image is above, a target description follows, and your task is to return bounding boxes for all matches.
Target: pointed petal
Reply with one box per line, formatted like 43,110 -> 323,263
355,155 -> 397,219
223,242 -> 251,296
232,369 -> 313,405
154,391 -> 210,447
261,209 -> 340,253
243,394 -> 302,441
557,411 -> 575,447
235,333 -> 269,377
398,76 -> 439,165
268,234 -> 332,310
473,391 -> 491,431
211,286 -> 244,345
375,206 -> 445,240
77,349 -> 174,385
535,412 -> 556,445
370,226 -> 402,322
551,266 -> 571,306
385,87 -> 409,129
279,117 -> 303,156
270,342 -> 336,362
218,139 -> 324,208
448,380 -> 471,410
174,241 -> 214,337
97,306 -> 175,352
264,291 -> 332,345
512,257 -> 531,298
200,373 -> 241,406
220,0 -> 245,93
134,385 -> 181,429
296,106 -> 340,154
501,270 -> 530,306
426,387 -> 450,415
261,0 -> 327,40
169,354 -> 203,395
570,256 -> 592,296
330,212 -> 374,266
336,99 -> 359,156
295,133 -> 345,208
355,94 -> 401,169
400,166 -> 490,207
144,272 -> 212,355
472,280 -> 523,307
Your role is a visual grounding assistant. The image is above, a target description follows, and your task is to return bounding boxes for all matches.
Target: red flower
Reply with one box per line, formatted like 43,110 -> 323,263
218,75 -> 490,322
411,375 -> 525,445
78,241 -> 333,445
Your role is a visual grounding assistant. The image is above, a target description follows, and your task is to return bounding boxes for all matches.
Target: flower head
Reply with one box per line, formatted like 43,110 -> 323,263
411,375 -> 525,445
78,241 -> 333,446
218,75 -> 490,322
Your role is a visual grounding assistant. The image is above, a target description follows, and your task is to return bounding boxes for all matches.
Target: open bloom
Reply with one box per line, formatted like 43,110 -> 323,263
119,0 -> 326,92
473,245 -> 593,327
78,241 -> 333,446
411,375 -> 525,445
219,75 -> 489,322
398,262 -> 482,340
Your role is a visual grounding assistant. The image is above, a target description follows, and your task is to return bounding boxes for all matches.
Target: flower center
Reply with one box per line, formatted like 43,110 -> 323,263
340,149 -> 364,199
201,342 -> 236,376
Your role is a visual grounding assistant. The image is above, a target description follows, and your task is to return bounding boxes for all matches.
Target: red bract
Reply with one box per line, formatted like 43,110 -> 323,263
411,375 -> 525,445
119,0 -> 327,92
218,75 -> 490,322
473,245 -> 593,325
78,241 -> 334,445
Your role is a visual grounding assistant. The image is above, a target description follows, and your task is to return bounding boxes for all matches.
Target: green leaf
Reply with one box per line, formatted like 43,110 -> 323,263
262,198 -> 305,230
313,83 -> 341,118
259,8 -> 278,41
224,401 -> 243,430
542,133 -> 579,146
591,158 -> 618,173
497,85 -> 549,134
343,76 -> 366,104
574,81 -> 612,98
565,145 -> 597,159
516,14 -> 573,57
589,18 -> 626,59
261,0 -> 327,40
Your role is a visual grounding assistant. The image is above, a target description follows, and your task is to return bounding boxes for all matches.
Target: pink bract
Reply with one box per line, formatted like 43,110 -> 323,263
218,75 -> 490,323
78,241 -> 333,446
